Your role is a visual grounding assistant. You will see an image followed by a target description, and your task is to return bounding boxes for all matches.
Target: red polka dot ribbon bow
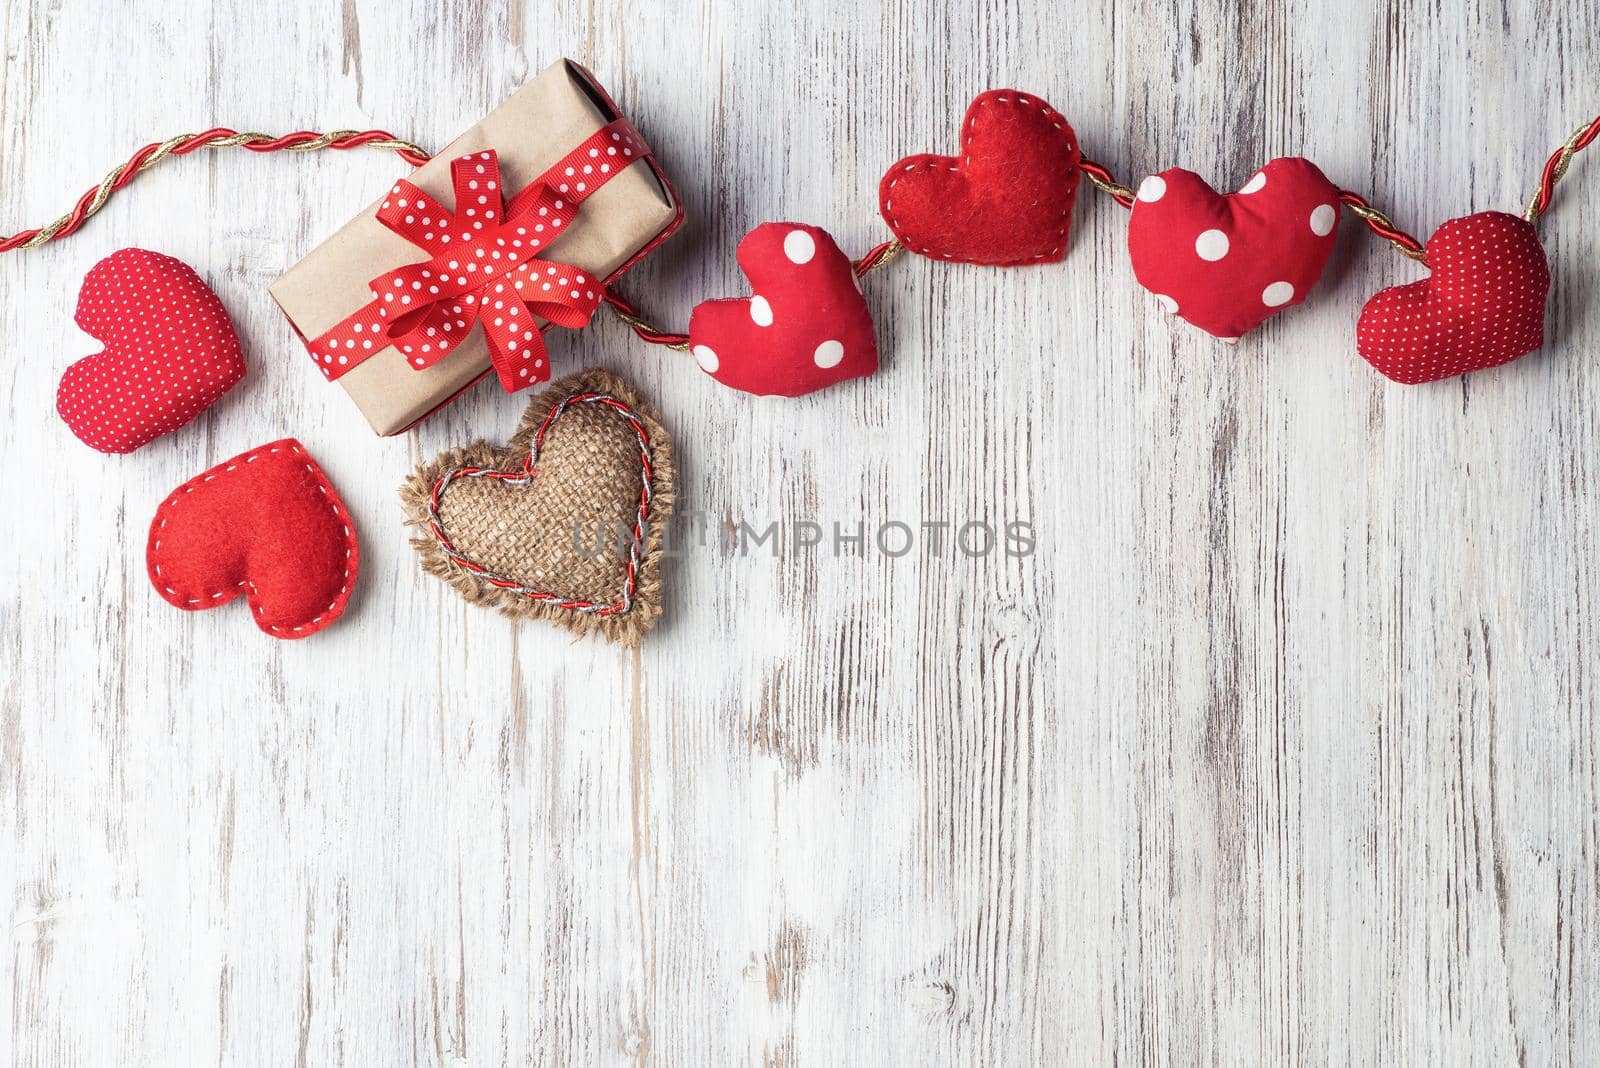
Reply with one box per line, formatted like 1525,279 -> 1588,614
307,119 -> 642,391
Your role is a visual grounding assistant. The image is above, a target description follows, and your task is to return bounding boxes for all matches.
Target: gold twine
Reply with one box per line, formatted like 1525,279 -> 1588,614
1340,198 -> 1431,264
1525,121 -> 1595,223
12,130 -> 430,251
859,238 -> 906,273
1082,168 -> 1135,204
606,302 -> 691,351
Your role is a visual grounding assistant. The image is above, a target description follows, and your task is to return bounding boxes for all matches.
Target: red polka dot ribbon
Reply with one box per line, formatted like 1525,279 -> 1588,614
306,118 -> 644,390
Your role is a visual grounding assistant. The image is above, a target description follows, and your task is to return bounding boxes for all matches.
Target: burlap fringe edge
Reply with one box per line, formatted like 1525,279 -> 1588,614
398,367 -> 676,646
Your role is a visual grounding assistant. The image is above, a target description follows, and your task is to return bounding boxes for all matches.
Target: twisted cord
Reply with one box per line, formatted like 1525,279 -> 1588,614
0,128 -> 430,253
1525,113 -> 1600,223
1079,159 -> 1135,207
0,119 -> 901,354
1336,190 -> 1429,264
9,111 -> 1593,328
604,289 -> 690,350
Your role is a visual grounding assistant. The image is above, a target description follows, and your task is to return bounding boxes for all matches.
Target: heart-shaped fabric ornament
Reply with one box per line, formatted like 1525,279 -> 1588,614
687,223 -> 877,397
879,90 -> 1081,266
58,248 -> 246,454
146,439 -> 359,639
1356,211 -> 1550,384
1127,157 -> 1341,340
402,368 -> 674,644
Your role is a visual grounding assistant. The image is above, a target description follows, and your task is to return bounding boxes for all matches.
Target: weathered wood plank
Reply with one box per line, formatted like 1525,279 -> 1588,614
2,0 -> 1597,1064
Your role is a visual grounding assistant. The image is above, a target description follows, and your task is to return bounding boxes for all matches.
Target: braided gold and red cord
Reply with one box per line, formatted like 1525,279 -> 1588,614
1334,190 -> 1428,263
1079,158 -> 1134,207
1076,156 -> 1429,263
5,111 -> 1595,334
1525,113 -> 1600,223
0,124 -> 907,350
0,128 -> 429,253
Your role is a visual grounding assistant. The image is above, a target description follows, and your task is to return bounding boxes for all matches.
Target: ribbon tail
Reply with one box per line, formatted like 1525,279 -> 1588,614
483,313 -> 551,391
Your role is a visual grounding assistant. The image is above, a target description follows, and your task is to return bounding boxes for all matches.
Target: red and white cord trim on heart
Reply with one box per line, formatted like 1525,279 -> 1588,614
149,440 -> 356,637
424,391 -> 655,616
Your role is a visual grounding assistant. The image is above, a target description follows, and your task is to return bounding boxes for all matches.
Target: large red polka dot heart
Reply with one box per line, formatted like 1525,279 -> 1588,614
1356,211 -> 1551,384
56,248 -> 246,454
879,90 -> 1081,267
687,223 -> 878,397
1126,157 -> 1342,341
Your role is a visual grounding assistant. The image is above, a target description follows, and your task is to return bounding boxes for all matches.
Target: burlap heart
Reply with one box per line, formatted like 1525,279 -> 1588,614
401,368 -> 674,644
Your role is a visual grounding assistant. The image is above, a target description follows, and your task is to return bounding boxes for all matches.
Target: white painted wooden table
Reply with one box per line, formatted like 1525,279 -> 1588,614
3,2 -> 1598,1064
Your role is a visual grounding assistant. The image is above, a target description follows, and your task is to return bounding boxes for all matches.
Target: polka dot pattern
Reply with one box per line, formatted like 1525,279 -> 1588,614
56,248 -> 246,454
305,120 -> 640,395
1195,229 -> 1230,261
1126,157 -> 1342,340
783,231 -> 816,265
687,223 -> 878,397
1356,211 -> 1550,384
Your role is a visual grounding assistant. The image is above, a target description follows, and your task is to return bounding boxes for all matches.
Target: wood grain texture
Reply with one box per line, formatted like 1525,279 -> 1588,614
2,0 -> 1598,1063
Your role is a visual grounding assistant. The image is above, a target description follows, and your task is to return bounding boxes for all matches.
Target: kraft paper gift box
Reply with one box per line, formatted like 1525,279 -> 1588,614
269,59 -> 682,435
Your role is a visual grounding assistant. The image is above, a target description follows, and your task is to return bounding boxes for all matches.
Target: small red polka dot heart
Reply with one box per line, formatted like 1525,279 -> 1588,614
57,248 -> 246,454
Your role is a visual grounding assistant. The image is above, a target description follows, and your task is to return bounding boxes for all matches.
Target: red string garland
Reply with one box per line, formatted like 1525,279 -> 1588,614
1525,113 -> 1600,222
1,111 -> 1594,351
0,128 -> 429,253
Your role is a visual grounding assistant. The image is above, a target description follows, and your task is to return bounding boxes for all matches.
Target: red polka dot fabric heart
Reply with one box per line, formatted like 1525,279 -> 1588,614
57,248 -> 246,454
1356,212 -> 1550,384
879,90 -> 1081,266
1127,157 -> 1341,340
687,223 -> 877,397
146,439 -> 359,639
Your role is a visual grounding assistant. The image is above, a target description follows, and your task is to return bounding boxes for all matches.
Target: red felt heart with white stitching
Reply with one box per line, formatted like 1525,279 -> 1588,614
878,90 -> 1082,266
147,438 -> 359,639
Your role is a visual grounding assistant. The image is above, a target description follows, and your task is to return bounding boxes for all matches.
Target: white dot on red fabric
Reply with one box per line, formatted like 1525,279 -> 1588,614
1310,204 -> 1337,236
57,248 -> 244,454
1356,212 -> 1551,384
1239,172 -> 1266,194
813,340 -> 844,368
1262,281 -> 1295,307
750,296 -> 774,326
783,230 -> 816,264
1195,229 -> 1229,261
692,344 -> 720,373
1137,175 -> 1167,202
